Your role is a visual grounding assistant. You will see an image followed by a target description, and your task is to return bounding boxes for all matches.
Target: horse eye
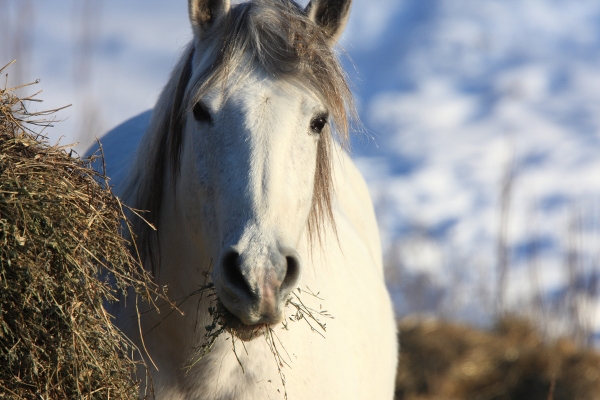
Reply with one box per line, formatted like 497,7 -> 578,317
193,101 -> 212,123
310,113 -> 328,134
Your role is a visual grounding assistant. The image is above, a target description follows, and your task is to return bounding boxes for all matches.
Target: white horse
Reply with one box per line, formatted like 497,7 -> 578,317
95,0 -> 397,398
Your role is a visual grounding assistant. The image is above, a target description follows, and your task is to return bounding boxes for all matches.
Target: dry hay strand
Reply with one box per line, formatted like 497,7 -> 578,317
0,61 -> 167,399
395,315 -> 600,400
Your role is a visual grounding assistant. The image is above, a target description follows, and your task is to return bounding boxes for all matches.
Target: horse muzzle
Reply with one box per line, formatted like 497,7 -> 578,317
213,244 -> 301,328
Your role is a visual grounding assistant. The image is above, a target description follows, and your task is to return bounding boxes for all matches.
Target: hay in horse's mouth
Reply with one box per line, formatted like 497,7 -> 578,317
187,286 -> 332,372
186,295 -> 270,370
220,305 -> 271,342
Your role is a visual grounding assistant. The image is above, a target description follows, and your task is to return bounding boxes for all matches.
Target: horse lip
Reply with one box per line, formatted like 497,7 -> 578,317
232,307 -> 284,326
213,294 -> 285,340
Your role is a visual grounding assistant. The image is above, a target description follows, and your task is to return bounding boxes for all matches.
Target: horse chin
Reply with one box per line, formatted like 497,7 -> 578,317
223,313 -> 269,342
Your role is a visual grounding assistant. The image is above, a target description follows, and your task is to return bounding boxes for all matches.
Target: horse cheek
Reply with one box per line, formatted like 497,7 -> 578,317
289,137 -> 318,228
178,132 -> 218,246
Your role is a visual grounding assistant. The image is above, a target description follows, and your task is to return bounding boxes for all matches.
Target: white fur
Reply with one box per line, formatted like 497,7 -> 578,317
98,1 -> 398,399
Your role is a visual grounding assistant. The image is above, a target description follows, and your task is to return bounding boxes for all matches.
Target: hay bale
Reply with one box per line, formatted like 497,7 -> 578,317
0,61 -> 163,399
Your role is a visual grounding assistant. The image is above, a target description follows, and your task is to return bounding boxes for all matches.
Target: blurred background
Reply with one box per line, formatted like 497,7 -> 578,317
2,0 -> 600,392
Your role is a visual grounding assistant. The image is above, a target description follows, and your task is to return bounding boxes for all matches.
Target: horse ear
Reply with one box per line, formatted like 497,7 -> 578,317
188,0 -> 231,38
305,0 -> 352,44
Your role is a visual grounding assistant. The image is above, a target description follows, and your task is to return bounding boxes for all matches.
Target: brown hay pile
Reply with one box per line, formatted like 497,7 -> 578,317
0,61 -> 164,399
396,316 -> 600,400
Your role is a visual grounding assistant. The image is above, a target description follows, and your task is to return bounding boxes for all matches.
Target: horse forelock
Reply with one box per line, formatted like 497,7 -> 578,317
132,0 -> 357,274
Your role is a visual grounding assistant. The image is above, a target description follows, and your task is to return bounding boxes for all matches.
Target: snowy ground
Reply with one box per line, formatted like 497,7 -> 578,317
2,0 -> 599,341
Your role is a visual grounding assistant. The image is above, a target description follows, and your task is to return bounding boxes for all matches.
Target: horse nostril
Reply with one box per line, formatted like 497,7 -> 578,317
222,250 -> 253,298
281,251 -> 301,292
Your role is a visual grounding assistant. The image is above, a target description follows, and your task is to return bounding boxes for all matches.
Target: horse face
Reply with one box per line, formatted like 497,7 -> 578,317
177,0 -> 352,333
177,69 -> 326,327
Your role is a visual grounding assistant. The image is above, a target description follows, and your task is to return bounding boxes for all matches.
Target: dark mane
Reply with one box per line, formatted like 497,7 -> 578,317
126,0 -> 357,274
